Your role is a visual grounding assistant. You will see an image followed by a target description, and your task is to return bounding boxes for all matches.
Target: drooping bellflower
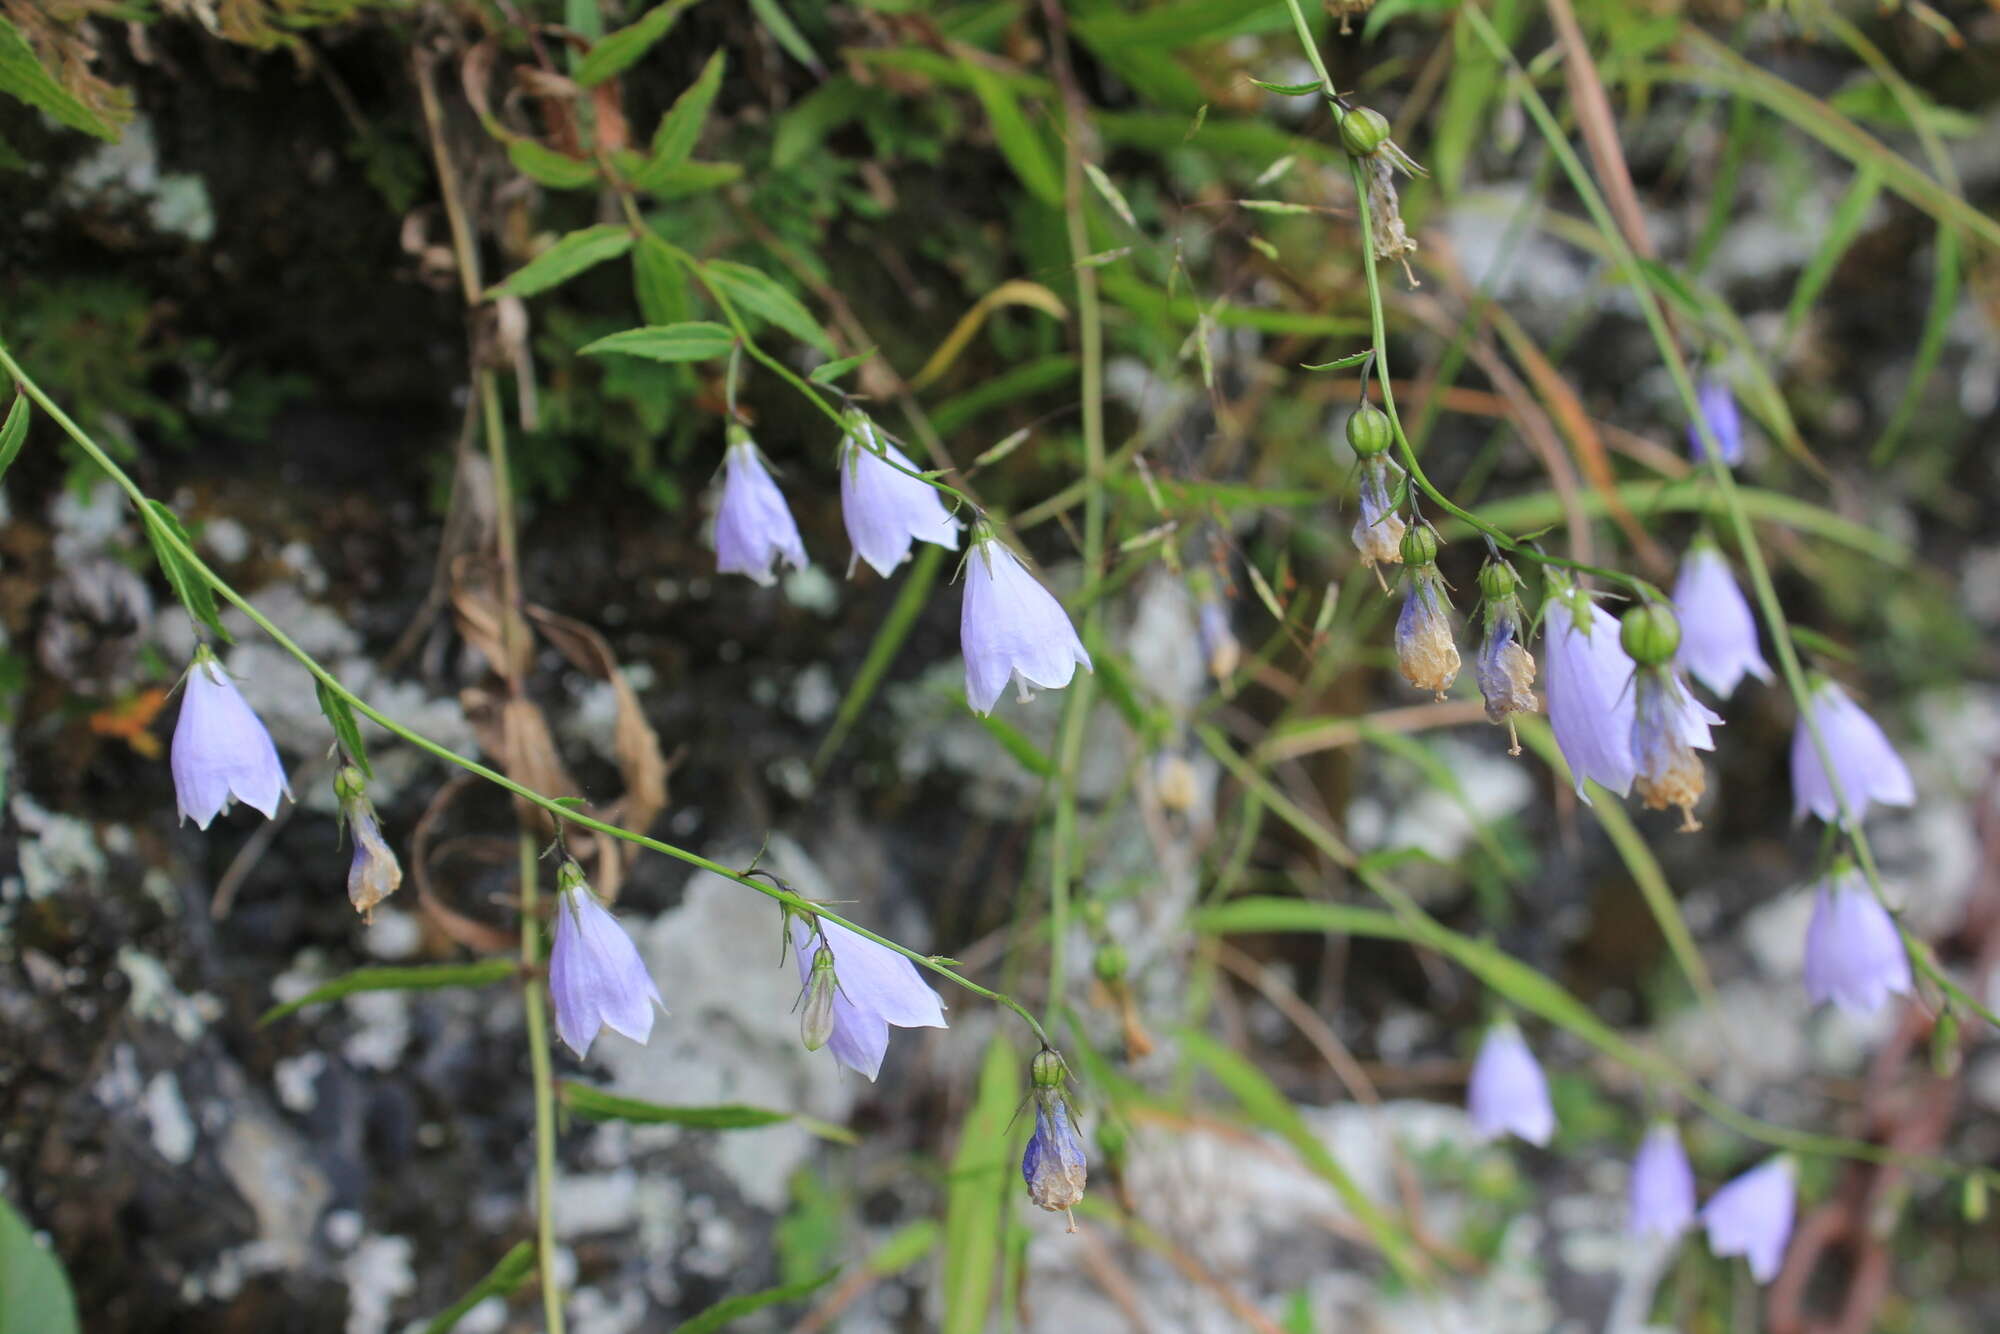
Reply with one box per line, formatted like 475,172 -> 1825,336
838,411 -> 961,578
1626,1122 -> 1697,1240
1623,605 -> 1722,831
1466,1022 -> 1555,1147
1790,678 -> 1916,826
1803,863 -> 1913,1016
1541,578 -> 1637,800
335,765 -> 401,922
1345,402 -> 1406,587
1474,559 -> 1537,754
170,646 -> 290,829
1686,377 -> 1744,467
713,431 -> 808,586
1672,542 -> 1771,700
789,914 -> 947,1081
1022,1049 -> 1087,1229
1196,597 -> 1240,683
548,860 -> 664,1059
1393,527 -> 1459,701
1700,1157 -> 1795,1284
959,525 -> 1094,715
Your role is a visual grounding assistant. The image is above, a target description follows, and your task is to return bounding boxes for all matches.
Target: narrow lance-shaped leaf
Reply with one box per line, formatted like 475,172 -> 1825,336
745,0 -> 822,74
259,960 -> 519,1026
581,322 -> 737,363
648,50 -> 727,171
418,1242 -> 535,1334
575,0 -> 701,88
488,225 -> 634,300
704,260 -> 836,354
316,679 -> 372,779
506,138 -> 599,190
143,501 -> 229,643
0,15 -> 120,140
668,1268 -> 841,1334
0,393 -> 29,485
0,1194 -> 79,1334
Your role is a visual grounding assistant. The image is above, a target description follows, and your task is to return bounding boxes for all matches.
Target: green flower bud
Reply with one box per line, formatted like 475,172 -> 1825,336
1093,944 -> 1128,984
1031,1048 -> 1066,1090
1476,560 -> 1519,602
1339,106 -> 1392,158
1965,1173 -> 1989,1224
1399,525 -> 1437,568
1933,1009 -> 1961,1078
333,765 -> 368,804
801,946 -> 837,1052
1620,603 -> 1682,666
1345,402 -> 1394,458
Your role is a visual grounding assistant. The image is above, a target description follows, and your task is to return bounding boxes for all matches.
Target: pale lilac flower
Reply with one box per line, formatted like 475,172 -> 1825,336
1466,1023 -> 1555,1147
1350,457 -> 1406,579
1395,568 -> 1459,700
1541,586 -> 1637,799
713,437 -> 807,586
1627,1123 -> 1697,1240
1687,377 -> 1743,466
1672,545 -> 1771,699
1631,667 -> 1722,831
960,528 -> 1093,715
171,649 -> 289,829
335,766 -> 402,921
1790,680 -> 1915,825
1022,1096 -> 1089,1219
1196,598 -> 1240,681
548,864 -> 664,1058
1803,866 -> 1912,1015
838,415 -> 961,577
1701,1158 -> 1795,1284
790,915 -> 946,1081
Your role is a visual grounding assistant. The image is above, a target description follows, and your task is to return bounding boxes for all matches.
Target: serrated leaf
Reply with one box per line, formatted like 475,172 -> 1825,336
315,679 -> 371,779
704,260 -> 836,354
259,961 -> 518,1026
487,225 -> 633,299
627,158 -> 743,198
669,1268 -> 840,1334
0,16 -> 118,141
1248,77 -> 1324,96
143,501 -> 228,643
746,0 -> 822,73
576,0 -> 700,88
808,349 -> 875,384
580,322 -> 737,362
418,1242 -> 535,1334
648,50 -> 726,171
0,1194 -> 79,1334
1082,161 -> 1137,231
0,394 -> 29,485
505,138 -> 599,189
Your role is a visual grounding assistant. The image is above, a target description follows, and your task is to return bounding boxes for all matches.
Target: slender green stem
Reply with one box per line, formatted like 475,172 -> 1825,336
518,833 -> 565,1334
0,338 -> 1053,1051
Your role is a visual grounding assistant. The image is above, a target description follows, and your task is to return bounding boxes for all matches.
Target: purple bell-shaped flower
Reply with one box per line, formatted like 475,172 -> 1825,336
1626,1122 -> 1697,1240
838,412 -> 961,578
1541,577 -> 1637,800
547,860 -> 664,1058
170,647 -> 290,829
1803,863 -> 1913,1016
1687,376 -> 1744,466
789,913 -> 946,1081
713,431 -> 808,586
1466,1022 -> 1555,1147
1671,542 -> 1771,700
959,525 -> 1093,715
1790,679 -> 1916,826
1701,1157 -> 1795,1284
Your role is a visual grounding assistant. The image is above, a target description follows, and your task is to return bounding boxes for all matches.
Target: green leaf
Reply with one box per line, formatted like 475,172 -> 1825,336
812,544 -> 945,774
576,0 -> 701,88
259,960 -> 518,1026
505,138 -> 599,190
648,50 -> 727,171
418,1242 -> 535,1334
633,235 -> 693,326
1248,78 -> 1324,95
559,1085 -> 789,1130
1300,351 -> 1371,371
971,712 -> 1055,777
808,349 -> 875,384
959,58 -> 1063,205
704,260 -> 837,355
487,225 -> 634,300
0,16 -> 118,141
942,1038 -> 1016,1334
746,0 -> 823,73
669,1267 -> 840,1334
627,158 -> 744,198
0,394 -> 29,486
143,501 -> 228,643
580,322 -> 737,362
864,1219 -> 939,1276
1082,161 -> 1138,231
0,1194 -> 79,1334
1782,169 -> 1880,340
315,679 -> 371,779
